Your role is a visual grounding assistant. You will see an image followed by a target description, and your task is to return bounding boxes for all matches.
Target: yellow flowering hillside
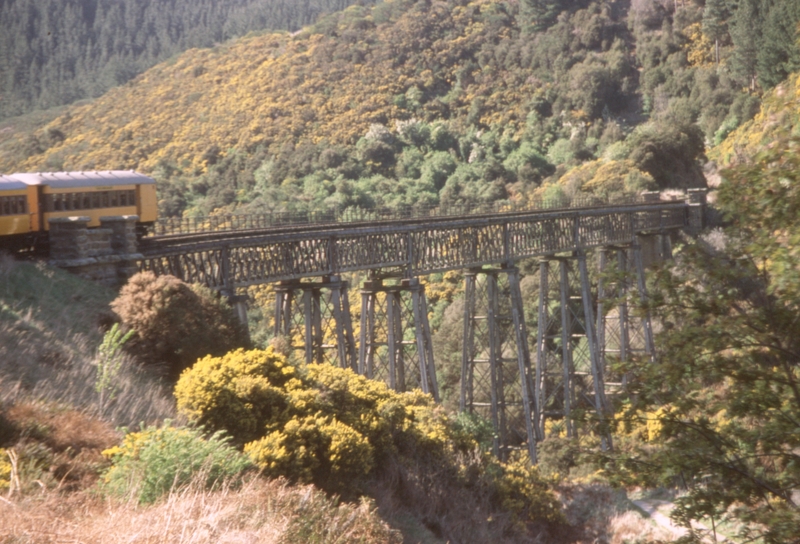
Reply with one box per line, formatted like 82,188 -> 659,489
2,0 -> 533,174
711,73 -> 800,166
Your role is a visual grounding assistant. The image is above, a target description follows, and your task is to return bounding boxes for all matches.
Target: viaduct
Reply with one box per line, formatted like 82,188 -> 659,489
47,190 -> 708,461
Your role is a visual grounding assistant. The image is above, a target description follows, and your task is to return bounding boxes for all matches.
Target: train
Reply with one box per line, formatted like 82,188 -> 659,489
0,170 -> 157,250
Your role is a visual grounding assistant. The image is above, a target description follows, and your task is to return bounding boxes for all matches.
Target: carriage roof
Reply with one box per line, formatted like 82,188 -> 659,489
11,171 -> 155,189
0,175 -> 28,191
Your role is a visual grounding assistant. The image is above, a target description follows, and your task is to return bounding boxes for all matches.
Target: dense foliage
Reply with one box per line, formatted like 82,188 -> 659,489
175,348 -> 565,538
0,0 -> 372,121
111,272 -> 250,379
712,72 -> 800,166
608,137 -> 800,542
5,0 -> 798,220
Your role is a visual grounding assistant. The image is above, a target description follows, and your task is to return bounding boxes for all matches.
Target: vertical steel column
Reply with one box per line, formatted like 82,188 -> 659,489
462,267 -> 536,461
486,272 -> 504,458
357,278 -> 438,397
312,288 -> 323,364
596,250 -> 608,384
617,249 -> 630,366
507,267 -> 538,462
358,288 -> 377,378
330,278 -> 352,370
418,290 -> 440,402
535,260 -> 549,442
274,285 -> 293,338
303,288 -> 314,364
578,250 -> 613,451
412,284 -> 432,397
274,278 -> 353,367
331,276 -> 358,372
392,290 -> 406,392
461,272 -> 477,412
558,259 -> 575,438
340,281 -> 358,372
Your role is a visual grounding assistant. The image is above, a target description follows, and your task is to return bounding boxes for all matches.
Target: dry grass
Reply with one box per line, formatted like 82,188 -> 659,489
608,510 -> 676,543
558,483 -> 677,544
0,256 -> 177,427
0,475 -> 401,544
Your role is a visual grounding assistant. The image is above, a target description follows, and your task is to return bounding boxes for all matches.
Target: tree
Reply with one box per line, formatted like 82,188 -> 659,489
613,137 -> 800,543
111,272 -> 250,379
730,0 -> 761,89
520,0 -> 566,31
757,0 -> 800,89
702,0 -> 729,64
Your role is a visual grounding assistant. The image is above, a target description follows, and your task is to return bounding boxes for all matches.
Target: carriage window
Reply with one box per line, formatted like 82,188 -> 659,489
81,193 -> 91,209
0,196 -> 27,215
120,191 -> 128,206
110,191 -> 118,206
55,194 -> 64,211
101,191 -> 109,207
91,193 -> 100,209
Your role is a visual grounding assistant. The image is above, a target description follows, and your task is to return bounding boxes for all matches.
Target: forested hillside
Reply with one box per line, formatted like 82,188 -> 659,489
0,0 -> 373,120
2,0 -> 798,219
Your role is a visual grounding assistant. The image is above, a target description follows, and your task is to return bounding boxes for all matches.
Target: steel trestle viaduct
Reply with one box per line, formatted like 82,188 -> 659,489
136,193 -> 705,462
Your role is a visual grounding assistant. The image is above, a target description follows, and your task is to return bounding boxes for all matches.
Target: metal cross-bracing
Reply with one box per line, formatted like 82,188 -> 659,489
273,276 -> 356,370
461,266 -> 537,462
358,277 -> 439,400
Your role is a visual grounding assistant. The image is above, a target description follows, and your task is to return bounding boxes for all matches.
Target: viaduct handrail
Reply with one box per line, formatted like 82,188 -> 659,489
148,194 -> 654,237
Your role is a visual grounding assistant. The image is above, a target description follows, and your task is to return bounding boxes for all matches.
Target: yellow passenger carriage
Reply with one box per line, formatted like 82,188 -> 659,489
0,170 -> 157,250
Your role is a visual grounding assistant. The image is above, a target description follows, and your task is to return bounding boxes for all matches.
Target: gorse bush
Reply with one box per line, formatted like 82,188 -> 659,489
101,423 -> 252,504
174,347 -> 299,447
0,448 -> 11,491
175,348 -> 567,534
175,348 -> 469,495
111,272 -> 250,379
493,458 -> 565,526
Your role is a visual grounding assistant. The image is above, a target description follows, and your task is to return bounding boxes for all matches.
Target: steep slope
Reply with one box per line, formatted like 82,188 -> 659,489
711,72 -> 800,166
0,0 -> 373,121
4,0 -> 558,173
2,0 -> 794,217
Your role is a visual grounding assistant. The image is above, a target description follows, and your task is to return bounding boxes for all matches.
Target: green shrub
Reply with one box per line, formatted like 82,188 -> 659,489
111,272 -> 250,379
100,422 -> 252,504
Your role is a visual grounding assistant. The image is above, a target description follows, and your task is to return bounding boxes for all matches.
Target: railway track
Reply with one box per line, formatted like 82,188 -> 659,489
139,199 -> 685,256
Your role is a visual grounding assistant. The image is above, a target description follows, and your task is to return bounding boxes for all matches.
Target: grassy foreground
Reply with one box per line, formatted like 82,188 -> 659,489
0,255 -> 669,543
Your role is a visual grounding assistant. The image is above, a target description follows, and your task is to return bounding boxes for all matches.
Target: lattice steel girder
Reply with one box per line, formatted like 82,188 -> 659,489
461,266 -> 537,462
273,276 -> 356,370
138,201 -> 689,288
357,277 -> 439,401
